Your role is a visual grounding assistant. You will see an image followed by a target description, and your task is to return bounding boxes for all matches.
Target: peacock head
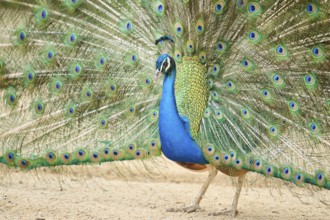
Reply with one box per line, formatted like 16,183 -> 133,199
155,54 -> 176,80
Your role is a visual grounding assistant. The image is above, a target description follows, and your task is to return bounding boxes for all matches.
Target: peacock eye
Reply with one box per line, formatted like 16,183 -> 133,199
162,60 -> 168,70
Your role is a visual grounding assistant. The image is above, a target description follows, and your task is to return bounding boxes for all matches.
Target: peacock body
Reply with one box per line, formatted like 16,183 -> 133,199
0,0 -> 330,216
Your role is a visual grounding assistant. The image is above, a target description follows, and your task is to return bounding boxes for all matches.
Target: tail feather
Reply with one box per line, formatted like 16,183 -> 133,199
197,0 -> 330,189
0,0 -> 329,191
0,0 -> 163,169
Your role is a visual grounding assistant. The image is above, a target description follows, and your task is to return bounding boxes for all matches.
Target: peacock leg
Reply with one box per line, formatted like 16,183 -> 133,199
210,173 -> 246,217
167,165 -> 218,213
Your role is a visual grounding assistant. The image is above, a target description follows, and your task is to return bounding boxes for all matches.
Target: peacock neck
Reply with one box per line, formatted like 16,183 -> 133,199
159,66 -> 208,164
161,69 -> 177,116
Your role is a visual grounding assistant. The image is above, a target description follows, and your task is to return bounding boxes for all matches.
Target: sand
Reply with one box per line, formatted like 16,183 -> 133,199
0,157 -> 329,220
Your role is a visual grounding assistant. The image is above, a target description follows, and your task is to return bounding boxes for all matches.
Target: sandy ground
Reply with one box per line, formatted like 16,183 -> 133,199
0,157 -> 329,220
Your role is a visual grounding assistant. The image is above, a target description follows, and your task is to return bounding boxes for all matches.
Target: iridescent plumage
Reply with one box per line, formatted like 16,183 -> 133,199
0,0 -> 329,217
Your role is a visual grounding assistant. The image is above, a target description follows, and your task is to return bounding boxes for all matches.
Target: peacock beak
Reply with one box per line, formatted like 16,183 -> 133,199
154,69 -> 162,81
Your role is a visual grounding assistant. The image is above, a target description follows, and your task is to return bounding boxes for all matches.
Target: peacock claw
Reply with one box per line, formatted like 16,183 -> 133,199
167,205 -> 201,213
209,209 -> 238,217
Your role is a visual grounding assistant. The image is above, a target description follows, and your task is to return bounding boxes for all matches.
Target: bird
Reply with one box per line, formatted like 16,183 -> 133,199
0,0 -> 329,217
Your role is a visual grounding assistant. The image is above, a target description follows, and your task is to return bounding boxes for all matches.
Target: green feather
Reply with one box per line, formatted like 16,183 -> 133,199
0,1 -> 329,211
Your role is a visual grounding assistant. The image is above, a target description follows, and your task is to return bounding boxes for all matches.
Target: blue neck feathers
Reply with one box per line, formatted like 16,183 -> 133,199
159,67 -> 208,164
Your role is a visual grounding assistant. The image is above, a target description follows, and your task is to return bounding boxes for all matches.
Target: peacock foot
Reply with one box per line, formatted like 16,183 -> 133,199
167,205 -> 201,213
209,209 -> 238,217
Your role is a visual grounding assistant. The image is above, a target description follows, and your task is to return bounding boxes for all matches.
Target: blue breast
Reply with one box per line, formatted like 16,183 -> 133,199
159,68 -> 208,164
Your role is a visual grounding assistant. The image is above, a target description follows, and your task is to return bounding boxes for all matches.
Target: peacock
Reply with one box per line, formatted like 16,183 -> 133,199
0,0 -> 330,217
